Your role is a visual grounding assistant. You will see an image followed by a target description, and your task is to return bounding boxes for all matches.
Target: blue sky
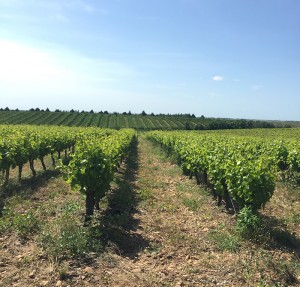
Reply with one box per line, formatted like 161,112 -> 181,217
0,0 -> 299,120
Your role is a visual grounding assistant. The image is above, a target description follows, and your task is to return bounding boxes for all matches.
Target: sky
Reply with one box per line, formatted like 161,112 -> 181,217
0,0 -> 299,120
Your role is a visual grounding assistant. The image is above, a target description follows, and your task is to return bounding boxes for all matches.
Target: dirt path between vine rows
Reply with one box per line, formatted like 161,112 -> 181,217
94,137 -> 239,286
0,137 -> 299,286
88,138 -> 299,287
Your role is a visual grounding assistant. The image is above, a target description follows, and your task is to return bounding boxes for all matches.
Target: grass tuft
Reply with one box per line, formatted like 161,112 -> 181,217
39,212 -> 102,260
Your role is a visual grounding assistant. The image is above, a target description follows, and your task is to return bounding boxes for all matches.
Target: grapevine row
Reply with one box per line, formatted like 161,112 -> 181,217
63,128 -> 136,221
0,125 -> 112,184
0,125 -> 135,220
147,131 -> 300,212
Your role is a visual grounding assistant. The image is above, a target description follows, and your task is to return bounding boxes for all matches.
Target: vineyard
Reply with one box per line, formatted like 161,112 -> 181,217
0,109 -> 289,130
1,125 -> 300,286
147,129 -> 300,212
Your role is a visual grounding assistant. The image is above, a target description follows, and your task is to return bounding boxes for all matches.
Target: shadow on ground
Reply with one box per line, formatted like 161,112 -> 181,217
262,214 -> 300,258
0,169 -> 60,216
98,137 -> 149,259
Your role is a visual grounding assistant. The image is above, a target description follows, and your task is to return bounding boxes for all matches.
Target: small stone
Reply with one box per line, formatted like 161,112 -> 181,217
132,268 -> 141,273
84,267 -> 93,274
56,280 -> 62,287
29,271 -> 35,278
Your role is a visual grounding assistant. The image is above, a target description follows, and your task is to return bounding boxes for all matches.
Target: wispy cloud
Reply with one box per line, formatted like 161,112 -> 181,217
83,4 -> 95,13
251,85 -> 262,90
212,75 -> 224,81
53,13 -> 68,22
82,4 -> 108,15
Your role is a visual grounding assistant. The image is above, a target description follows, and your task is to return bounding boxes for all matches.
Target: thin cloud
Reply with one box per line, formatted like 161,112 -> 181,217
83,4 -> 95,13
81,2 -> 108,15
212,75 -> 224,81
251,85 -> 262,90
54,13 -> 68,22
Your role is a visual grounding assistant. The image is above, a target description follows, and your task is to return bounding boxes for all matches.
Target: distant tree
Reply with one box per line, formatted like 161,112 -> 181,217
35,108 -> 40,112
46,108 -> 50,112
103,111 -> 108,114
141,110 -> 147,116
55,109 -> 61,112
122,112 -> 127,115
15,108 -> 19,111
150,112 -> 155,116
191,114 -> 196,118
70,109 -> 75,113
128,111 -> 132,115
29,108 -> 35,111
90,109 -> 94,114
81,110 -> 85,113
99,110 -> 103,114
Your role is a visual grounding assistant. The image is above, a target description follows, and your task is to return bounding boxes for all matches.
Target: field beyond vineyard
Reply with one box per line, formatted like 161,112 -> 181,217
1,130 -> 300,286
1,109 -> 299,130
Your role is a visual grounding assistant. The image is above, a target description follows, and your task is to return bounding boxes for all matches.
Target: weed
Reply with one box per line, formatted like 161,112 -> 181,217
61,201 -> 81,214
208,229 -> 240,252
188,268 -> 200,274
58,262 -> 70,280
236,206 -> 267,243
176,182 -> 189,193
158,202 -> 178,213
49,191 -> 58,199
37,202 -> 57,218
13,211 -> 40,238
182,197 -> 201,211
285,210 -> 300,225
39,212 -> 102,260
138,188 -> 152,201
0,217 -> 10,234
22,256 -> 31,265
145,241 -> 162,255
153,165 -> 160,171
